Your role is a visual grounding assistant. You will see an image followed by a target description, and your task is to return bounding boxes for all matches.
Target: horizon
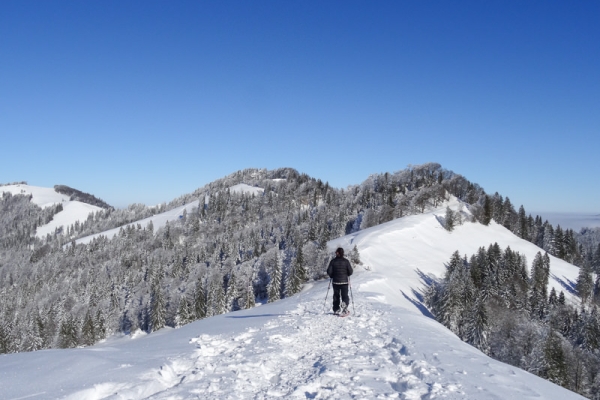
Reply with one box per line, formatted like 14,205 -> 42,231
2,1 -> 599,213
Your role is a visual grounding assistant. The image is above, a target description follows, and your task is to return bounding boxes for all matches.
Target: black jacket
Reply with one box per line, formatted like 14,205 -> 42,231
327,256 -> 353,284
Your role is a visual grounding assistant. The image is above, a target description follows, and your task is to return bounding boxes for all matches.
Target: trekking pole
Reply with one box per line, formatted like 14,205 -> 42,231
349,278 -> 356,315
323,278 -> 332,313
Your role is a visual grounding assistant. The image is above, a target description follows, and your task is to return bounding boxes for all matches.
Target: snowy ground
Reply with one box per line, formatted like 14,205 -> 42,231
74,200 -> 201,245
1,184 -> 102,238
0,200 -> 586,399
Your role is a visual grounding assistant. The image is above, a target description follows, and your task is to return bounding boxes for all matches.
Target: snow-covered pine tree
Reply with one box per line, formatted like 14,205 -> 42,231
225,272 -> 240,312
150,274 -> 166,332
175,296 -> 193,327
81,310 -> 96,346
576,261 -> 594,304
285,246 -> 306,297
268,250 -> 283,302
193,277 -> 207,320
58,314 -> 79,349
445,206 -> 455,232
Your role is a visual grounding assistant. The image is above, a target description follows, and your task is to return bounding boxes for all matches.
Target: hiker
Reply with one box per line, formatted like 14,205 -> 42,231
327,247 -> 353,315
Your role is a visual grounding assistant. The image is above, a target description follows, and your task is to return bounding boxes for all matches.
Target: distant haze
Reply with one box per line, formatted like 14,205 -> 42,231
533,212 -> 600,232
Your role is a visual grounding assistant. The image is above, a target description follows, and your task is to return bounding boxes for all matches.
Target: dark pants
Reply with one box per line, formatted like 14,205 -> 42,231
332,284 -> 349,312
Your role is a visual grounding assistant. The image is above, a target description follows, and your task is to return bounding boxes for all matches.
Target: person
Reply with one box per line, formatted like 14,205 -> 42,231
327,247 -> 353,315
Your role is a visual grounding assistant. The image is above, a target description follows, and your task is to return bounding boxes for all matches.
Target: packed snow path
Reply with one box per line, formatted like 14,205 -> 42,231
69,295 -> 459,400
161,304 -> 456,399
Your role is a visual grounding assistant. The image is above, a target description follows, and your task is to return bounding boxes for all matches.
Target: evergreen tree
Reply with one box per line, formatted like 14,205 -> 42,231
81,310 -> 96,346
445,207 -> 455,232
517,205 -> 528,240
286,246 -> 306,297
0,320 -> 12,354
481,195 -> 492,226
465,296 -> 489,352
150,275 -> 166,332
246,275 -> 256,309
175,296 -> 193,327
193,277 -> 207,320
268,251 -> 283,302
210,274 -> 226,315
58,314 -> 79,349
593,243 -> 600,273
225,273 -> 240,312
543,331 -> 569,388
576,262 -> 594,304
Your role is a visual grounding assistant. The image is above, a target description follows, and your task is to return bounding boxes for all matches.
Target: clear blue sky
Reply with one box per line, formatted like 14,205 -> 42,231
1,1 -> 598,213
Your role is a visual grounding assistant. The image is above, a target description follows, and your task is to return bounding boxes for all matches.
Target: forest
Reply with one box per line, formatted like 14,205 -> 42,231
1,164 -> 600,396
426,245 -> 600,398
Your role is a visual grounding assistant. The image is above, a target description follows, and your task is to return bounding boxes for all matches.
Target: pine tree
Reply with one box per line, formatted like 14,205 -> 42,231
268,251 -> 283,302
150,275 -> 166,332
576,262 -> 594,304
193,277 -> 207,320
0,320 -> 12,354
246,276 -> 256,309
94,310 -> 107,340
225,273 -> 240,312
543,331 -> 569,388
465,296 -> 488,353
81,310 -> 96,346
58,314 -> 79,349
481,195 -> 492,226
517,205 -> 528,240
175,296 -> 193,327
286,246 -> 306,297
210,274 -> 226,315
593,243 -> 600,274
445,206 -> 455,232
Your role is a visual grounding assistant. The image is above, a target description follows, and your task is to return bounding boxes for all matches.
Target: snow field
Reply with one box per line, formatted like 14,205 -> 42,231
66,292 -> 460,400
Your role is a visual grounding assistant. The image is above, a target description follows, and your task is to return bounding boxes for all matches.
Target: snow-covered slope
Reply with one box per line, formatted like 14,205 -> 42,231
1,184 -> 103,238
332,197 -> 580,308
0,200 -> 585,399
229,183 -> 265,196
74,200 -> 201,245
74,183 -> 261,245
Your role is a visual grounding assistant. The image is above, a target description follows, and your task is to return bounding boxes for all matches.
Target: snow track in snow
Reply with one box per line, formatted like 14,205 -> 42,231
83,298 -> 462,400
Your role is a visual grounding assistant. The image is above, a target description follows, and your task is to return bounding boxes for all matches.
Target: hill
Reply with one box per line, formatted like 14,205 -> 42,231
1,164 -> 598,398
0,183 -> 104,238
0,202 -> 585,399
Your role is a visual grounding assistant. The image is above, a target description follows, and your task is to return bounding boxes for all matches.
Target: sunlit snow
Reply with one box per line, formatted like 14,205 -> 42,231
1,184 -> 103,238
0,199 -> 585,399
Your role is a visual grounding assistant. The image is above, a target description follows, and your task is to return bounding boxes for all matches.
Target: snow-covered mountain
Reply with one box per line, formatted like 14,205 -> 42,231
0,199 -> 585,399
0,184 -> 103,238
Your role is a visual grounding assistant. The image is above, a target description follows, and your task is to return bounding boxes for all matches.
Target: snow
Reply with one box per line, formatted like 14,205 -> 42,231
36,201 -> 102,238
1,184 -> 70,208
1,184 -> 103,238
229,183 -> 265,196
75,200 -> 201,245
0,199 -> 585,399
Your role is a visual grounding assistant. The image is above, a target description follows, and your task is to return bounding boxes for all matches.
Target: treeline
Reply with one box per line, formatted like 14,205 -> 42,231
426,245 -> 600,398
54,185 -> 113,210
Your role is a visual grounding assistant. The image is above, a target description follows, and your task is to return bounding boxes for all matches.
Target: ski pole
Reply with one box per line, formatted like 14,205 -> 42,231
349,277 -> 356,315
323,278 -> 332,313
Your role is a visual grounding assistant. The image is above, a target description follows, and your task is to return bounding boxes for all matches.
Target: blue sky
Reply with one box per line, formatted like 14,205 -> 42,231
1,1 -> 598,213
